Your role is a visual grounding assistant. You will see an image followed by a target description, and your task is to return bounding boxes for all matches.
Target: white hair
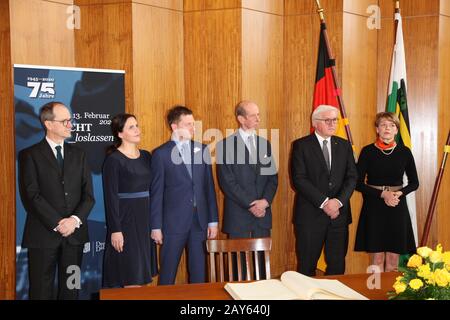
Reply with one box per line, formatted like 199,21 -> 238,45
311,105 -> 339,124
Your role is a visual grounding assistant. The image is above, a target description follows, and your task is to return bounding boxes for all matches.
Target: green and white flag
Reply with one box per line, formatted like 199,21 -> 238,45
386,10 -> 418,246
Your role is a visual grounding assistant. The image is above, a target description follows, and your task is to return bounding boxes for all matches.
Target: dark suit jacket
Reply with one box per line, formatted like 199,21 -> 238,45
291,134 -> 357,226
18,139 -> 95,248
216,132 -> 278,233
150,141 -> 218,234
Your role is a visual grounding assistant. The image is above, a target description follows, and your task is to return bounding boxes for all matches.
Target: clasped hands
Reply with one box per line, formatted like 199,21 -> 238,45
56,217 -> 78,237
249,199 -> 269,218
323,198 -> 341,220
381,190 -> 403,207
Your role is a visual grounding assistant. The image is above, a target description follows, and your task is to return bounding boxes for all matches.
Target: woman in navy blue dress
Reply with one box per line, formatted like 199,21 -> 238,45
102,113 -> 158,287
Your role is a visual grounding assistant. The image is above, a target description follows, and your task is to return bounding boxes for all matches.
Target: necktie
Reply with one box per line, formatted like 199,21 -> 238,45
181,142 -> 196,206
55,145 -> 64,169
248,135 -> 257,165
322,140 -> 331,172
181,143 -> 192,178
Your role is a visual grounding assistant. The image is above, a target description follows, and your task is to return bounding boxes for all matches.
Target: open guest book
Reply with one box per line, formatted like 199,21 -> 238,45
224,271 -> 369,300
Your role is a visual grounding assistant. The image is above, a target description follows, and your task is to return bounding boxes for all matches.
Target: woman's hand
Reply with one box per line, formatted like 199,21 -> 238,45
381,190 -> 400,207
111,232 -> 124,253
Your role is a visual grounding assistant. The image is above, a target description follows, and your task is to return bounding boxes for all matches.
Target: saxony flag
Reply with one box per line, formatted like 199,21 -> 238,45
386,9 -> 418,246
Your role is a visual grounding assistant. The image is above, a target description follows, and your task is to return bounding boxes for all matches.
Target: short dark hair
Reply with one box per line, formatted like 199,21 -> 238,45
167,105 -> 193,126
39,101 -> 66,131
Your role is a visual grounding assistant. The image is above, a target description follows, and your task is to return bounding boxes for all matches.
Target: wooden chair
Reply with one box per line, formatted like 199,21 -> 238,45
206,237 -> 272,282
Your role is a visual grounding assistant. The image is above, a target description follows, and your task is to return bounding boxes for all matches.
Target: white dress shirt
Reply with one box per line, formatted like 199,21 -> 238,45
238,128 -> 256,154
46,136 -> 65,159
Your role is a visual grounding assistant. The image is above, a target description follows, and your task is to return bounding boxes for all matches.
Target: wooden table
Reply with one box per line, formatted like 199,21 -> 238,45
100,272 -> 399,300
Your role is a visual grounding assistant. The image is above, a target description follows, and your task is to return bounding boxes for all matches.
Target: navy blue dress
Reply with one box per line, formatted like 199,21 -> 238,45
102,150 -> 158,287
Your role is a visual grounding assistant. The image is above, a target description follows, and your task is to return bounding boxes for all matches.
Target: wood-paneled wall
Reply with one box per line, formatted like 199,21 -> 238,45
131,2 -> 184,150
74,1 -> 134,111
1,0 -> 450,299
437,0 -> 450,250
0,0 -> 16,301
10,0 -> 75,65
342,2 -> 378,274
242,6 -> 285,276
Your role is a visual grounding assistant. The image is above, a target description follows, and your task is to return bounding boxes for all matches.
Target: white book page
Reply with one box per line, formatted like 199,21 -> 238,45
280,271 -> 369,300
225,280 -> 298,300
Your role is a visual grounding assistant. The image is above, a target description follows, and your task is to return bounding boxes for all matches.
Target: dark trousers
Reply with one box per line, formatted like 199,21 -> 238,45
295,221 -> 348,277
159,210 -> 206,285
27,239 -> 83,300
229,227 -> 271,280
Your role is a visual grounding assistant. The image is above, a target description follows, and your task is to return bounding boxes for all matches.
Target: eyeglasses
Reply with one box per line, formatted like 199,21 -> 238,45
316,118 -> 338,125
50,118 -> 73,127
378,123 -> 397,129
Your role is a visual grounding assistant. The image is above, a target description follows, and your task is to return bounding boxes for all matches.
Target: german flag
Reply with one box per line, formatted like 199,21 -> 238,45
312,23 -> 346,139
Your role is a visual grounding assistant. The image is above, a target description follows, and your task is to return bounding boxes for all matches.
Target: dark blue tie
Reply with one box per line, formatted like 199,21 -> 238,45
55,145 -> 64,169
181,142 -> 196,207
181,143 -> 192,178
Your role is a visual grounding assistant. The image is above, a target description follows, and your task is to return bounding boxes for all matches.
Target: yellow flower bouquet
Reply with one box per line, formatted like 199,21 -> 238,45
389,244 -> 450,300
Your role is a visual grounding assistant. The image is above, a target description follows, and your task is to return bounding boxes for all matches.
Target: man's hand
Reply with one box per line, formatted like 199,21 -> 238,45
328,210 -> 340,220
249,199 -> 269,217
323,198 -> 341,219
151,230 -> 163,245
250,199 -> 269,211
207,226 -> 218,239
323,198 -> 341,213
56,217 -> 77,237
249,205 -> 266,217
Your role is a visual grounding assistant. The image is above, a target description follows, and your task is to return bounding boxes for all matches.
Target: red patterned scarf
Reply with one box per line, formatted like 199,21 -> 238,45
375,138 -> 397,151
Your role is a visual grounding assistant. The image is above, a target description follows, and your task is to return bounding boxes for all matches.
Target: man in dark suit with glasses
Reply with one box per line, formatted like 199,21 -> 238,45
291,105 -> 357,276
18,101 -> 94,299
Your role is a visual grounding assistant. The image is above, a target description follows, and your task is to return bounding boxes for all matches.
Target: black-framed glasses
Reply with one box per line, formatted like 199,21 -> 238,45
316,118 -> 338,125
50,118 -> 73,127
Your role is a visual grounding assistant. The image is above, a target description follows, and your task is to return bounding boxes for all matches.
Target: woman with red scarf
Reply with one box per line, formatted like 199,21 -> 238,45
354,112 -> 419,272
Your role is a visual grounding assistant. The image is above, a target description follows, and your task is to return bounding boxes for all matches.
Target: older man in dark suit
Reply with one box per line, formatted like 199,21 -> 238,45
18,101 -> 94,300
216,101 -> 278,240
150,106 -> 219,285
291,104 -> 357,276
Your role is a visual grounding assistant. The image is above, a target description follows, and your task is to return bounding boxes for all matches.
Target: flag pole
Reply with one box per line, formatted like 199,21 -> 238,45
314,0 -> 355,150
394,1 -> 400,43
420,130 -> 450,246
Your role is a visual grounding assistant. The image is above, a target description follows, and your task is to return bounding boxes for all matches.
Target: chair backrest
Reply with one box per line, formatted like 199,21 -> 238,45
206,237 -> 272,282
